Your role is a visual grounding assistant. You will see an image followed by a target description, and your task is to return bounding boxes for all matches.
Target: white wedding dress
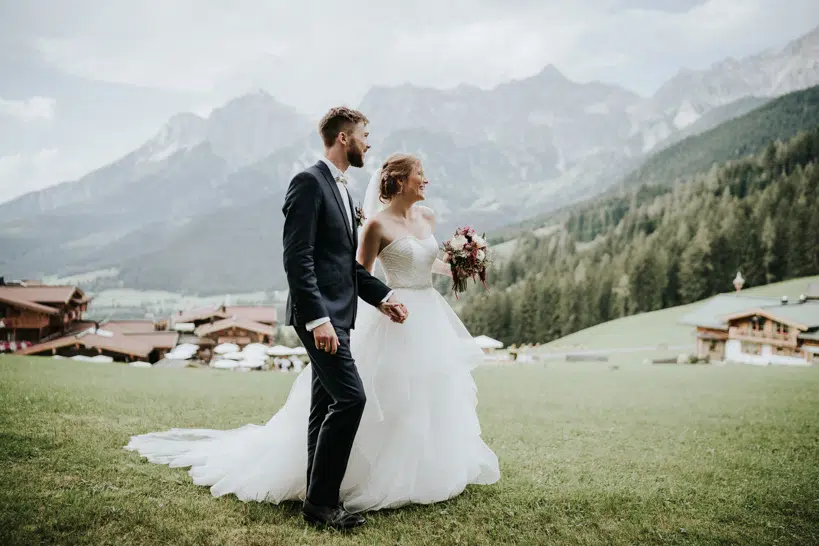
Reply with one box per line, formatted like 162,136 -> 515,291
125,233 -> 500,512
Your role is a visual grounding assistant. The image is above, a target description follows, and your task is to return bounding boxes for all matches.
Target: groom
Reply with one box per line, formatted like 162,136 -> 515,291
282,106 -> 408,529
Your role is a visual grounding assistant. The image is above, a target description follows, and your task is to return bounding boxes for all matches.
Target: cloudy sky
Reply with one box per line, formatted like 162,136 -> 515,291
1,0 -> 817,203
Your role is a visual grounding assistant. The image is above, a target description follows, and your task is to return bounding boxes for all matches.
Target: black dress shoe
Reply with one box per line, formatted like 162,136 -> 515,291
302,500 -> 365,529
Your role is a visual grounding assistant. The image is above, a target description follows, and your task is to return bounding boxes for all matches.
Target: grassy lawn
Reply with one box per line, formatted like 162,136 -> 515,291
1,355 -> 818,545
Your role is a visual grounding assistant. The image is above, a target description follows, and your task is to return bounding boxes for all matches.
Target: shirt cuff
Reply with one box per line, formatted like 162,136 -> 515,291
305,317 -> 330,331
380,290 -> 394,304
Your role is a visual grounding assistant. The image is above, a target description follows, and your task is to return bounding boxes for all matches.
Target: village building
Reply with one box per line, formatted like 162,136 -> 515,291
0,279 -> 92,350
194,316 -> 276,348
680,289 -> 819,366
171,305 -> 277,329
15,319 -> 180,363
169,305 -> 278,360
4,279 -> 286,366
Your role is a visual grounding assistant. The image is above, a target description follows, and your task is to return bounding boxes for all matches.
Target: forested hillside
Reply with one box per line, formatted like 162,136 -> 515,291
461,127 -> 819,346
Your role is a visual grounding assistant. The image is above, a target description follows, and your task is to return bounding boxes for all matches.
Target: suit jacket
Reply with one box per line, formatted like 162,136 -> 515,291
282,161 -> 391,329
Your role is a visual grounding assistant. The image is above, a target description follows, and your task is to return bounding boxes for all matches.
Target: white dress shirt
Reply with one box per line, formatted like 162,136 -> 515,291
305,158 -> 392,332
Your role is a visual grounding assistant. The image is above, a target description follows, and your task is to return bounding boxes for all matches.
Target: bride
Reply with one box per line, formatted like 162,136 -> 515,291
125,153 -> 500,518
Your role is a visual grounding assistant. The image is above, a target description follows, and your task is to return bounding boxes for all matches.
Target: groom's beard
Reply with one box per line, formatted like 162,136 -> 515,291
347,147 -> 365,168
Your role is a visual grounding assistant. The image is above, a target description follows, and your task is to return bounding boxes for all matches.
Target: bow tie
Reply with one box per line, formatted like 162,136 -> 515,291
335,174 -> 348,185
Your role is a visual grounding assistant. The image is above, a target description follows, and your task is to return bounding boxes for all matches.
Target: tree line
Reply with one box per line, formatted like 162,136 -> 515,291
458,127 -> 819,346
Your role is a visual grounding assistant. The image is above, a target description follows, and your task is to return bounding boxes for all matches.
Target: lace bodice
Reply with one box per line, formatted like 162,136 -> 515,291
377,234 -> 438,289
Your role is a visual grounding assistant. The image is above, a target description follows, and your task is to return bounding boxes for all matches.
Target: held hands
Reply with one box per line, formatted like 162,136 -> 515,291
312,296 -> 408,354
378,294 -> 408,324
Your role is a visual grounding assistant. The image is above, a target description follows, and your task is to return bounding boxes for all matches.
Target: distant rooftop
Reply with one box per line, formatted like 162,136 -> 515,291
727,301 -> 819,329
680,293 -> 819,330
679,294 -> 781,329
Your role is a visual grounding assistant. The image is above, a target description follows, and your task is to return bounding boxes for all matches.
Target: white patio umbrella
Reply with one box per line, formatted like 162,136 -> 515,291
214,343 -> 240,355
267,345 -> 297,356
243,343 -> 269,354
212,359 -> 239,369
473,335 -> 504,350
238,358 -> 265,369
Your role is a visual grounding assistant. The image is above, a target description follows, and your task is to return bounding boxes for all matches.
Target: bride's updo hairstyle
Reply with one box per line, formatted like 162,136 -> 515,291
379,153 -> 420,203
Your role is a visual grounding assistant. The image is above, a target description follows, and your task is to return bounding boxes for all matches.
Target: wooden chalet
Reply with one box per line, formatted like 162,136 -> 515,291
0,279 -> 92,349
194,316 -> 276,347
15,319 -> 180,363
720,302 -> 819,365
681,293 -> 819,366
172,305 -> 277,329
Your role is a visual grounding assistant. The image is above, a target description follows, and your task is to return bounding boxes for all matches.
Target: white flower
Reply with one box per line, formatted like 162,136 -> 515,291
473,235 -> 487,249
450,235 -> 468,251
477,249 -> 485,261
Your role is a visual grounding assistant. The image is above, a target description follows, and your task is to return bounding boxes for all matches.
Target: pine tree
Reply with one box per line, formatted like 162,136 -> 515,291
679,223 -> 713,303
513,280 -> 540,343
731,202 -> 765,286
760,215 -> 780,283
629,243 -> 668,312
613,273 -> 631,317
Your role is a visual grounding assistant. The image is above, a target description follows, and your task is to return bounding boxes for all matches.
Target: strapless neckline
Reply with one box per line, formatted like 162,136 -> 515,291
378,233 -> 434,258
376,233 -> 438,290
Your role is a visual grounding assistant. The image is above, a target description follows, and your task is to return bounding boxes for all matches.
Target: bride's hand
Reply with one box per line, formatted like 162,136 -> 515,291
378,296 -> 408,323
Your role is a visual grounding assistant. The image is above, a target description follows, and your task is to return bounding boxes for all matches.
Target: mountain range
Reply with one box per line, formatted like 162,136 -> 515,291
1,25 -> 818,294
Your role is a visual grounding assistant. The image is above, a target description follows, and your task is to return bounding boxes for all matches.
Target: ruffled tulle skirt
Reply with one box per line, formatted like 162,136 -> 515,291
124,287 -> 500,512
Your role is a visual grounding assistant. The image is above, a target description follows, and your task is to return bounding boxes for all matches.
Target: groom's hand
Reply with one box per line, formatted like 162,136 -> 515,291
378,295 -> 408,324
312,322 -> 339,354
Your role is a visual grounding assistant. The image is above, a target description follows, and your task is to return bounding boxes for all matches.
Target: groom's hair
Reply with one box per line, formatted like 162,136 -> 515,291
319,106 -> 369,147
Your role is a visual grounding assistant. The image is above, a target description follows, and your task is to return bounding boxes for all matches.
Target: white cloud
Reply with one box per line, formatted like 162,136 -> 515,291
10,0 -> 816,115
0,149 -> 84,203
0,96 -> 56,121
0,0 -> 817,200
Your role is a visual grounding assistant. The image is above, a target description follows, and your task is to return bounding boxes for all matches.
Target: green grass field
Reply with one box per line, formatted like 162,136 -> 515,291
2,355 -> 818,545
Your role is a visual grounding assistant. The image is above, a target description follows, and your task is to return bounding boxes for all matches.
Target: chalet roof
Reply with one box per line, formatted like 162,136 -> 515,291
101,320 -> 158,334
0,293 -> 60,315
225,306 -> 277,324
173,305 -> 277,324
195,316 -> 276,338
0,285 -> 90,305
723,302 -> 819,330
173,306 -> 228,323
16,322 -> 178,358
16,330 -> 153,358
123,331 -> 180,349
678,294 -> 781,329
799,330 -> 819,342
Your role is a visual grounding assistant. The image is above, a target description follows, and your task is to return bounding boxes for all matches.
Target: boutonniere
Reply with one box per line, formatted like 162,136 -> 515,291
354,203 -> 367,228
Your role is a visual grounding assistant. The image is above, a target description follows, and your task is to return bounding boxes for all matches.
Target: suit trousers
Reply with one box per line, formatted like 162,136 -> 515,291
294,325 -> 366,507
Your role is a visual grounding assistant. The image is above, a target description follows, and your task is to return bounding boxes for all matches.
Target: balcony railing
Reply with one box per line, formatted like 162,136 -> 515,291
730,327 -> 796,348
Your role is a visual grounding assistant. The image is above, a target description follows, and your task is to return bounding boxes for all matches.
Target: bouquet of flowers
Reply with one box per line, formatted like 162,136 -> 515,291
441,226 -> 491,296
